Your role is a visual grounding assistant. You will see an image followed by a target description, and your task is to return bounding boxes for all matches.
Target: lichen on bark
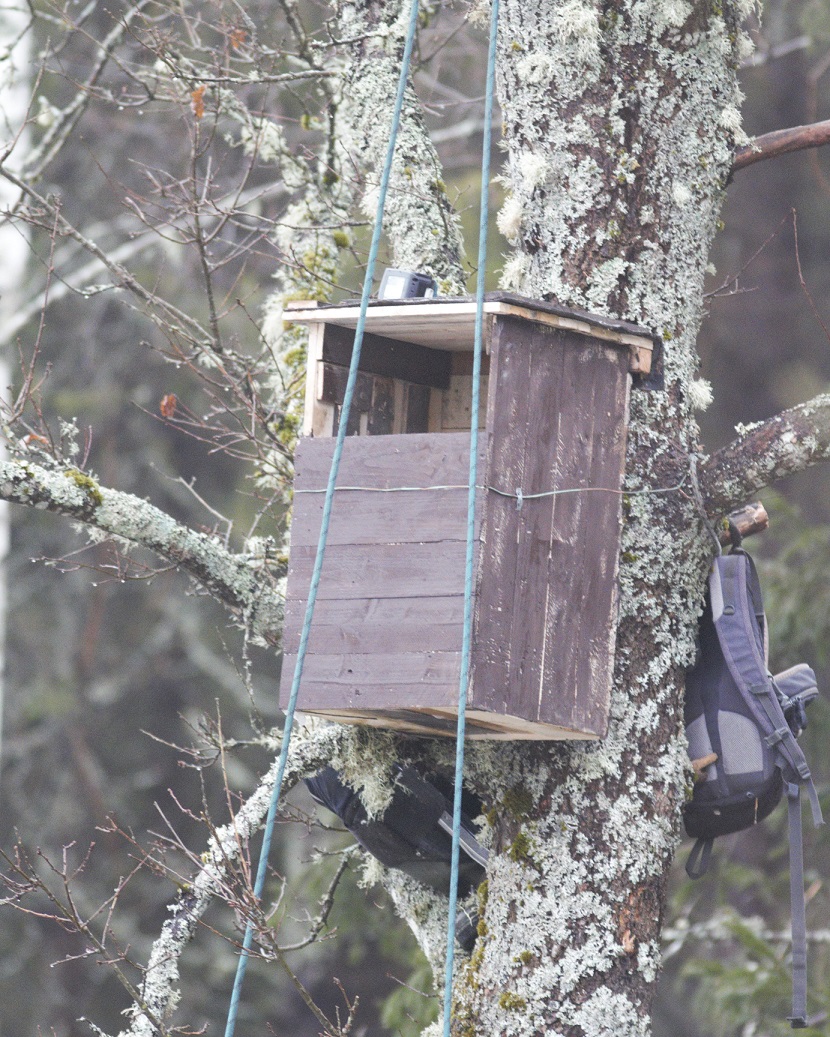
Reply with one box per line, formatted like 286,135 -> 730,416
337,0 -> 467,294
366,0 -> 755,1032
256,0 -> 468,504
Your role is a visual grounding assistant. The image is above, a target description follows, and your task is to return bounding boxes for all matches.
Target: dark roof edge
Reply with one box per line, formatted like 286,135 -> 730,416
303,292 -> 660,346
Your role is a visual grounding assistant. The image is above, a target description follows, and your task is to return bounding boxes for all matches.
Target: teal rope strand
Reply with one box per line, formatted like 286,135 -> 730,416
441,0 -> 500,1033
222,1 -> 422,1032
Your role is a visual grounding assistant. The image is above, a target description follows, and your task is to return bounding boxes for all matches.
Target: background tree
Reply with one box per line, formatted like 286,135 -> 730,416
2,1 -> 830,1036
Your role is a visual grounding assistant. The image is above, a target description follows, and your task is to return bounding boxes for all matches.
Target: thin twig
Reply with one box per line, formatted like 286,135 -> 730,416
792,208 -> 830,344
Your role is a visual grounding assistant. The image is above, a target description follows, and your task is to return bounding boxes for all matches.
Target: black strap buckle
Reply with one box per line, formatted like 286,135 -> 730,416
766,726 -> 790,748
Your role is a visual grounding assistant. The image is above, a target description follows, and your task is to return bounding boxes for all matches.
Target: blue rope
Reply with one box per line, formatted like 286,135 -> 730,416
441,0 -> 500,1033
222,2 -> 422,1032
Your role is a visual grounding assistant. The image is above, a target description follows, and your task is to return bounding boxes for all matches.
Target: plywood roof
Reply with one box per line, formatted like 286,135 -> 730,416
284,292 -> 656,372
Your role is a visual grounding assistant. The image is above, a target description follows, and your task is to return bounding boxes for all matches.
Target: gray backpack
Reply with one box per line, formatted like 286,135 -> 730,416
684,548 -> 824,1028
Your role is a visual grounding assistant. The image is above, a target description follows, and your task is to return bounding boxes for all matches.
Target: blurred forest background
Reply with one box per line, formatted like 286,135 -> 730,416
2,0 -> 830,1035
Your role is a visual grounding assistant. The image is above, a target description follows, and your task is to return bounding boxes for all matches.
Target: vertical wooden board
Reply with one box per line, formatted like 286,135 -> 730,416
441,375 -> 489,431
393,381 -> 407,434
367,376 -> 395,434
302,323 -> 326,437
471,316 -> 533,712
427,387 -> 444,431
537,339 -> 629,734
311,399 -> 335,438
501,333 -> 569,724
405,383 -> 431,433
320,365 -> 374,435
471,318 -> 629,736
476,319 -> 571,721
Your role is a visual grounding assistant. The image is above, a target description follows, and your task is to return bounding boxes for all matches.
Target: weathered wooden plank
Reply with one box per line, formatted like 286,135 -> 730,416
471,316 -> 533,716
441,375 -> 489,430
287,541 -> 467,600
471,319 -> 629,737
292,706 -> 601,740
287,299 -> 652,368
302,324 -> 326,437
319,364 -> 373,437
281,595 -> 465,655
318,363 -> 373,409
450,352 -> 491,377
367,376 -> 395,435
292,431 -> 477,488
288,435 -> 484,546
505,331 -> 583,728
279,651 -> 463,710
290,305 -> 495,352
289,487 -> 479,547
323,323 -> 453,388
311,400 -> 335,438
541,342 -> 628,734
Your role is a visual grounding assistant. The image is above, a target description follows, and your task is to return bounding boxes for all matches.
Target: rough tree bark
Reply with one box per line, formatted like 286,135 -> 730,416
372,1 -> 764,1034
3,0 -> 830,1035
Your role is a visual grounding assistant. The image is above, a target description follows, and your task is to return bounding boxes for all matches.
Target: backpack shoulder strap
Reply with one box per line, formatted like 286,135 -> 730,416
685,837 -> 713,879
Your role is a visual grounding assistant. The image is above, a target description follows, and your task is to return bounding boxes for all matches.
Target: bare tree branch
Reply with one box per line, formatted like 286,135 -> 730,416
0,165 -> 212,346
0,458 -> 283,644
741,34 -> 811,68
733,118 -> 830,172
3,179 -> 288,348
700,393 -> 830,515
719,501 -> 768,542
100,723 -> 345,1037
21,0 -> 154,180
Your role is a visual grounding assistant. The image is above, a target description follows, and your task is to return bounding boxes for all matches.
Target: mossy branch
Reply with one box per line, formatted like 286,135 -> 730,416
701,393 -> 830,515
0,458 -> 284,644
339,0 -> 467,293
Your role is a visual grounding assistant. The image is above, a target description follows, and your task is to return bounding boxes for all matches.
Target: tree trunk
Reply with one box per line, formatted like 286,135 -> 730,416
385,2 -> 753,1033
0,1 -> 778,1032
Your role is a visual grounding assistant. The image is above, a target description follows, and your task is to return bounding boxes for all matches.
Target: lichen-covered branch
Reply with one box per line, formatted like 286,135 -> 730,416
337,0 -> 466,293
0,459 -> 283,644
258,0 -> 467,498
700,393 -> 830,515
117,723 -> 346,1037
733,118 -> 830,172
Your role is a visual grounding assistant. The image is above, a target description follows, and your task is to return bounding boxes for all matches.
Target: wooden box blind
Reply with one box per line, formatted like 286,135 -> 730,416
279,295 -> 655,740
